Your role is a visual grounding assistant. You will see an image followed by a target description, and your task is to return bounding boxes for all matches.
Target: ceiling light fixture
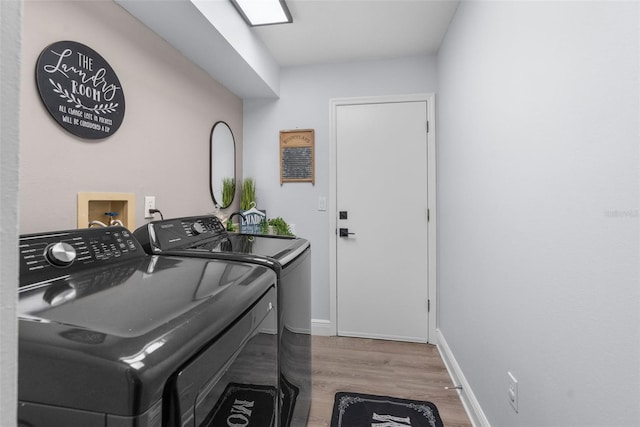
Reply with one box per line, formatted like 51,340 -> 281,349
231,0 -> 292,27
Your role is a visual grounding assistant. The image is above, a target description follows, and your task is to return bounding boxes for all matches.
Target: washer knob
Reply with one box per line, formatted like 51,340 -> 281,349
191,222 -> 207,235
45,242 -> 77,267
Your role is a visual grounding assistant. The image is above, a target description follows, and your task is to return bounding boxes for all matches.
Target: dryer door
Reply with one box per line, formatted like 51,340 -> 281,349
166,287 -> 278,427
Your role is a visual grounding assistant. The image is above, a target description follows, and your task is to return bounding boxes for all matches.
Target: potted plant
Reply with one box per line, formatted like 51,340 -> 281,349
268,217 -> 294,236
241,178 -> 256,211
226,220 -> 237,232
259,217 -> 269,234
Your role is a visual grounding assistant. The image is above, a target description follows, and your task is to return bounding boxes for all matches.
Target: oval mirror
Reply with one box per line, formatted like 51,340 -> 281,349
210,121 -> 236,209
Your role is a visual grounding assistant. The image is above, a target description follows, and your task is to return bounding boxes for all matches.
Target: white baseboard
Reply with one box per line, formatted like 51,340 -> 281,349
436,329 -> 491,427
311,319 -> 334,336
337,330 -> 426,343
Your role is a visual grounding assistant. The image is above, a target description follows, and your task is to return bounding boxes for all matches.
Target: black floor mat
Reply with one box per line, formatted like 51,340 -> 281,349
204,383 -> 277,427
330,392 -> 444,427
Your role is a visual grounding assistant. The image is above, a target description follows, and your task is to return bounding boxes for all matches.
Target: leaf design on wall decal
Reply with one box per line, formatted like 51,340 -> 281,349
48,78 -> 119,114
90,103 -> 119,115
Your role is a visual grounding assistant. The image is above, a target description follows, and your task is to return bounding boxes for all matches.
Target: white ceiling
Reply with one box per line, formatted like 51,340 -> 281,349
253,0 -> 460,67
118,0 -> 459,98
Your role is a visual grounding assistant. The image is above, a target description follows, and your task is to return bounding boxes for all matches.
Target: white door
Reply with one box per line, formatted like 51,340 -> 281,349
336,100 -> 429,342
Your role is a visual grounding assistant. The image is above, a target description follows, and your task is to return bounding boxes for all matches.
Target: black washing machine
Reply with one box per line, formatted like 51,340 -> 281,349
134,215 -> 311,427
18,226 -> 278,427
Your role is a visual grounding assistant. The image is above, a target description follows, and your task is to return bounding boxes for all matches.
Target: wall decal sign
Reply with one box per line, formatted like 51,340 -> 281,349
280,129 -> 315,185
36,41 -> 125,139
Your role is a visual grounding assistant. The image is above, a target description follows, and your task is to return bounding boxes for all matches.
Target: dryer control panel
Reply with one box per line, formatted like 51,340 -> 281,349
134,215 -> 229,253
182,215 -> 227,237
19,226 -> 144,287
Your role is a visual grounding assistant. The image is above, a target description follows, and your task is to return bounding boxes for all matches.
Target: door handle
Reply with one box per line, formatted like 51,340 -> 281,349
339,228 -> 355,237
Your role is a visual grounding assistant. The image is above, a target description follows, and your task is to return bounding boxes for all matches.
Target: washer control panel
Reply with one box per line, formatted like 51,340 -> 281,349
19,226 -> 143,287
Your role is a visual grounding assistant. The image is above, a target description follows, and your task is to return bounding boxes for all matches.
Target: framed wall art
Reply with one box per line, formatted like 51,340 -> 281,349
280,129 -> 314,185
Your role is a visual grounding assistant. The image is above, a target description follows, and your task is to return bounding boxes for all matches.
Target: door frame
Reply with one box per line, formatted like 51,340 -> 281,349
329,93 -> 438,343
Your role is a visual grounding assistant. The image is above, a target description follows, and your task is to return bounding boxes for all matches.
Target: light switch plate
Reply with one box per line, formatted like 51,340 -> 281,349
318,196 -> 327,211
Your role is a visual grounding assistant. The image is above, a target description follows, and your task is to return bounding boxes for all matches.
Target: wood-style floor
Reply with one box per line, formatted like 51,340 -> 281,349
308,336 -> 473,427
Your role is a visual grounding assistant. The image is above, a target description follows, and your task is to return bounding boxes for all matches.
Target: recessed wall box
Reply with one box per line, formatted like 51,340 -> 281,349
78,192 -> 135,229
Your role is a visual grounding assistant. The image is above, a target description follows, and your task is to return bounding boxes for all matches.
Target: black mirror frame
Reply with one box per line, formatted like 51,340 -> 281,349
209,121 -> 237,209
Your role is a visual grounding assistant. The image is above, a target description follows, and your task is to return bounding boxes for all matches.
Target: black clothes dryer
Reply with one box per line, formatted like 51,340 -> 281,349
18,226 -> 278,427
134,215 -> 311,427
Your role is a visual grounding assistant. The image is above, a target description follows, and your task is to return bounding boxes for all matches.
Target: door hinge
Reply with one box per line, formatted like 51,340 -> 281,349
427,209 -> 430,222
426,120 -> 429,133
427,299 -> 431,312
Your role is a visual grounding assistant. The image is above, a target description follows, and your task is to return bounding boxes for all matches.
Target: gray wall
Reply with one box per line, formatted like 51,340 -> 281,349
243,56 -> 438,321
19,1 -> 243,234
437,1 -> 639,426
1,0 -> 21,422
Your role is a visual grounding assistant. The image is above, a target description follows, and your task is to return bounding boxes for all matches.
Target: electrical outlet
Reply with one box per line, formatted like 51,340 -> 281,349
508,371 -> 518,413
144,196 -> 156,219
